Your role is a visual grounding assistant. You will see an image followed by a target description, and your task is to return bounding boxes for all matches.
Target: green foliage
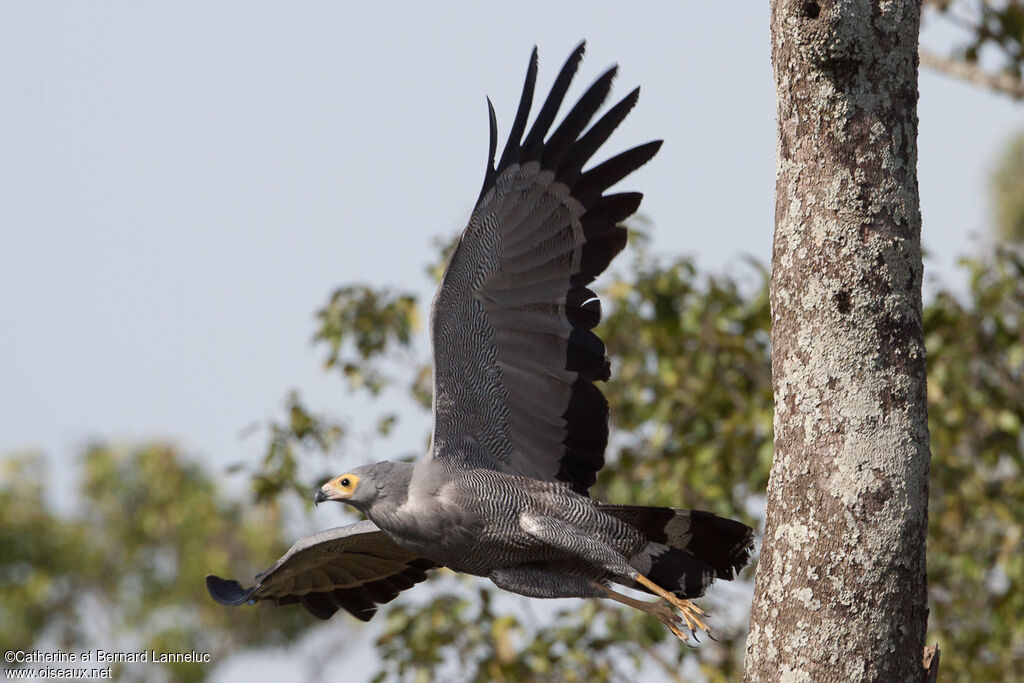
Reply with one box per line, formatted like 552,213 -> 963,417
287,238 -> 1024,681
250,391 -> 345,505
1,455 -> 98,651
315,285 -> 420,395
239,232 -> 772,679
300,238 -> 776,681
373,582 -> 697,683
597,252 -> 773,518
0,443 -> 312,682
7,236 -> 1024,681
923,249 -> 1024,681
991,128 -> 1024,242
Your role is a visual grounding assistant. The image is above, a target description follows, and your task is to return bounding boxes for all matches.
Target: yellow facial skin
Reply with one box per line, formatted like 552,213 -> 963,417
322,474 -> 360,500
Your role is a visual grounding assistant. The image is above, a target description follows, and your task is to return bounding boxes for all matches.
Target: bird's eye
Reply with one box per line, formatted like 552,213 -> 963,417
340,478 -> 351,488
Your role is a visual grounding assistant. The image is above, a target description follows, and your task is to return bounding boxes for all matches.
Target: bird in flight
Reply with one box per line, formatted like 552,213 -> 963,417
207,42 -> 753,641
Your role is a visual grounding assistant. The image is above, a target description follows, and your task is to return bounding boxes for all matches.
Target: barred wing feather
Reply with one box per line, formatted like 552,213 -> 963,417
428,43 -> 661,495
205,521 -> 435,621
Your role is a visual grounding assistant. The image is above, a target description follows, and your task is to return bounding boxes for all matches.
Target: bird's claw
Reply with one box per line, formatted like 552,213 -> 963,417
632,574 -> 713,643
667,596 -> 711,638
648,600 -> 707,644
664,598 -> 714,643
653,604 -> 690,641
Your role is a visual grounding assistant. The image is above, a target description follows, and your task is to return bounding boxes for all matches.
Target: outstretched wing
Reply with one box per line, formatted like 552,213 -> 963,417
428,42 -> 660,495
206,520 -> 435,621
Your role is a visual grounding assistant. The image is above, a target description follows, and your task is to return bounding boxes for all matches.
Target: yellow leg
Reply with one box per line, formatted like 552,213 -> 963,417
591,582 -> 702,641
632,574 -> 711,636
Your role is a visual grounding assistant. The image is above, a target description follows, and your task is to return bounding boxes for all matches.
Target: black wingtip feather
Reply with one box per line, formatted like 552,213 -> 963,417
566,327 -> 609,381
520,42 -> 587,161
558,456 -> 601,495
363,577 -> 402,605
598,191 -> 645,217
497,47 -> 539,171
558,86 -> 641,186
486,46 -> 658,209
300,592 -> 341,620
562,377 -> 609,439
478,97 -> 499,202
557,375 -> 609,494
562,423 -> 607,453
566,287 -> 602,328
542,65 -> 617,171
571,227 -> 628,288
577,140 -> 663,201
331,586 -> 378,622
206,575 -> 256,606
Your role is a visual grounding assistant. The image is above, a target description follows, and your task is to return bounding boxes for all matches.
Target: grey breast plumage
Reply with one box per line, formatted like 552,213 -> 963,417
428,42 -> 661,494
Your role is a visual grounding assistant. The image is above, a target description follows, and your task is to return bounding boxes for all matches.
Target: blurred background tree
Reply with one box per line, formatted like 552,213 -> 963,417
301,239 -> 1024,682
4,5 -> 1024,679
0,443 -> 314,683
8,234 -> 1021,681
992,128 -> 1024,243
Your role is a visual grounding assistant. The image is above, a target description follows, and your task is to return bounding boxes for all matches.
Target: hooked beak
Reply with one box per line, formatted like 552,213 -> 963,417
313,487 -> 329,506
314,476 -> 351,506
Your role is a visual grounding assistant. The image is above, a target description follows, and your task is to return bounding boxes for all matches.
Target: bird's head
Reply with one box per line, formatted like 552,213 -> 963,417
314,462 -> 404,512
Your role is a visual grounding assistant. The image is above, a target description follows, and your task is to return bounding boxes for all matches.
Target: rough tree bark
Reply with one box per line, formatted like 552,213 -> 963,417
743,2 -> 931,682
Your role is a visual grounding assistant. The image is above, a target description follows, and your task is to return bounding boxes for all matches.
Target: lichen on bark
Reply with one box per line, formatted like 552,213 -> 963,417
744,1 -> 930,681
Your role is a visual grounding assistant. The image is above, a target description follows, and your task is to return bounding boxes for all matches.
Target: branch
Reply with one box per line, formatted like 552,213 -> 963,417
920,48 -> 1024,100
922,643 -> 940,683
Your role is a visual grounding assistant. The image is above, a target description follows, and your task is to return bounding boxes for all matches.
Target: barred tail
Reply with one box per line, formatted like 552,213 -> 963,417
599,504 -> 755,599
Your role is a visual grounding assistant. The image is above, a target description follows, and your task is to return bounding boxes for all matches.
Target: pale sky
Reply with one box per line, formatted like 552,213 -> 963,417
1,2 -> 1020,681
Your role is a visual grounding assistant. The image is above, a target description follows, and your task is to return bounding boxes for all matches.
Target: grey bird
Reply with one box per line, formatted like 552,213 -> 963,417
207,42 -> 754,640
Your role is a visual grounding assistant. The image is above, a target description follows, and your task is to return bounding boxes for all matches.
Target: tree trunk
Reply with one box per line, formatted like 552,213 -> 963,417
743,2 -> 930,681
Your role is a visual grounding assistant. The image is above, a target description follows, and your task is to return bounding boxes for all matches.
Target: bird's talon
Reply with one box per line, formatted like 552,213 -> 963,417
667,598 -> 713,642
682,628 -> 700,648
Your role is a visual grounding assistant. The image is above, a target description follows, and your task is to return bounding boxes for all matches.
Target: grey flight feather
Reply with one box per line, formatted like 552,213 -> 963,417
206,520 -> 434,622
429,40 -> 661,495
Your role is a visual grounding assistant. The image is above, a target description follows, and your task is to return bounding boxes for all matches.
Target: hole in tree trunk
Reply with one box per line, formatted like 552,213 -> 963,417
834,290 -> 851,314
801,1 -> 820,19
